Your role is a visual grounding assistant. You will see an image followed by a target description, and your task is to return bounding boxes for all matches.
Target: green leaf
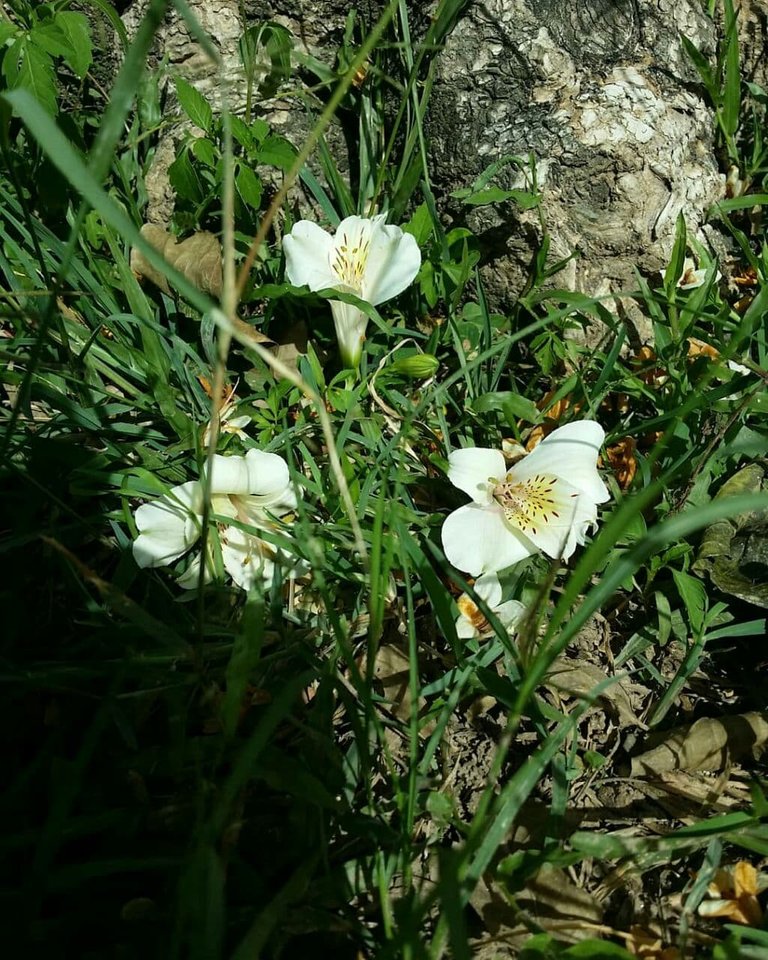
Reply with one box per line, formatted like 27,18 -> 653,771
672,568 -> 708,635
173,75 -> 213,132
235,163 -> 263,209
53,12 -> 93,78
239,21 -> 292,98
257,134 -> 296,170
403,202 -> 433,246
0,22 -> 19,46
721,0 -> 740,139
6,39 -> 58,115
168,148 -> 203,201
470,391 -> 541,423
451,185 -> 540,209
663,211 -> 687,290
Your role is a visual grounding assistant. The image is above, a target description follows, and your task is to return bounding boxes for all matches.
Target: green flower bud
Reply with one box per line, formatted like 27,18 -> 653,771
385,353 -> 439,379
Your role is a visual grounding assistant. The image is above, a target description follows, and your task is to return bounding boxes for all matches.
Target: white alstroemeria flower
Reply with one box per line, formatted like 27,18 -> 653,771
677,257 -> 722,290
455,573 -> 525,640
441,421 -> 610,576
283,214 -> 421,369
132,450 -> 300,591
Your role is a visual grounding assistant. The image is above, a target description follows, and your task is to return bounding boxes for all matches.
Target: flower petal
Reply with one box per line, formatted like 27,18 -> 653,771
507,475 -> 598,561
330,299 -> 368,369
244,449 -> 294,506
283,220 -> 339,292
133,481 -> 201,568
514,421 -> 609,504
473,572 -> 503,606
448,447 -> 506,505
442,502 -> 537,575
497,599 -> 526,631
220,524 -> 275,592
207,454 -> 252,496
176,549 -> 214,590
455,613 -> 479,640
361,220 -> 421,306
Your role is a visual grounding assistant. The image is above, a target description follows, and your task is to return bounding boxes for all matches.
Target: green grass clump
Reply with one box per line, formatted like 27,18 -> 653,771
1,0 -> 768,957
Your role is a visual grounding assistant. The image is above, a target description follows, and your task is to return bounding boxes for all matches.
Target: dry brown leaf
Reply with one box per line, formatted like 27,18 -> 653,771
545,656 -> 646,729
630,712 -> 768,777
470,865 -> 603,952
131,224 -> 223,297
626,925 -> 682,959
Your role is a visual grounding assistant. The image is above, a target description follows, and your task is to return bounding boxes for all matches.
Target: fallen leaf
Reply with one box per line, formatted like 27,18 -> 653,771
698,861 -> 765,926
545,655 -> 646,729
131,224 -> 223,297
693,464 -> 768,608
626,924 -> 682,959
630,712 -> 768,776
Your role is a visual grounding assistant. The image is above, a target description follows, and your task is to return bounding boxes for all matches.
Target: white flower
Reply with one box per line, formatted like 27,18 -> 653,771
283,214 -> 421,369
677,257 -> 722,290
201,396 -> 251,447
132,450 -> 300,591
441,421 -> 610,576
455,573 -> 525,640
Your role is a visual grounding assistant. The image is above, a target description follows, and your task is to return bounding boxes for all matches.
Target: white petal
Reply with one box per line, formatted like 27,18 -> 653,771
244,449 -> 293,505
473,572 -> 503,606
133,481 -> 201,568
513,477 -> 599,561
441,502 -> 537,576
361,220 -> 421,306
207,454 -> 251,496
283,220 -> 339,292
330,300 -> 368,368
497,600 -> 526,631
220,525 -> 275,591
515,421 -> 609,504
176,550 -> 214,590
455,612 -> 479,639
448,447 -> 506,505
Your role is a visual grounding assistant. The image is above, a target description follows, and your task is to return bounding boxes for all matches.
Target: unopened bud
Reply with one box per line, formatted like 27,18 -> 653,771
386,353 -> 439,379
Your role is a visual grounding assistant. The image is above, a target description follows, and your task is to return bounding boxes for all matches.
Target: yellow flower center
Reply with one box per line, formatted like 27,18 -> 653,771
331,232 -> 371,291
493,473 -> 562,537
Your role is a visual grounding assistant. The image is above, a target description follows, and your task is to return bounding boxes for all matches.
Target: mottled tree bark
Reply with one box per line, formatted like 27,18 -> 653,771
118,0 -> 768,324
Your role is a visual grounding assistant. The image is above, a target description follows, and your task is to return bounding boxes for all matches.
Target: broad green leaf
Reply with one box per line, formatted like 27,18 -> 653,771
174,75 -> 213,132
11,40 -> 57,115
470,391 -> 541,423
53,11 -> 93,78
0,22 -> 18,46
235,163 -> 263,209
258,134 -> 296,170
168,148 -> 204,201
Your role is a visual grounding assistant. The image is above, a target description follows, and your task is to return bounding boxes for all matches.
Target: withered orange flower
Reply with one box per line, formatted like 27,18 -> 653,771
525,391 -> 583,450
606,437 -> 638,490
698,861 -> 765,926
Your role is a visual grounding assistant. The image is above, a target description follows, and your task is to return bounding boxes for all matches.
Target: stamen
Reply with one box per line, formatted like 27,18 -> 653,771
493,473 -> 560,535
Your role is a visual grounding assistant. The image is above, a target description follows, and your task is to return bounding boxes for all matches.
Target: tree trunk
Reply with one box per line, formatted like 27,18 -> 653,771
119,0 -> 763,329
